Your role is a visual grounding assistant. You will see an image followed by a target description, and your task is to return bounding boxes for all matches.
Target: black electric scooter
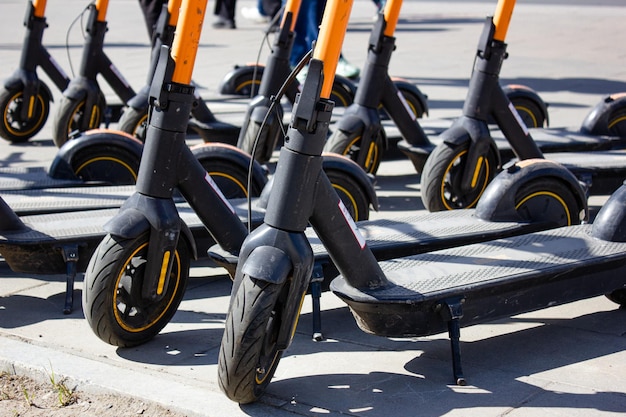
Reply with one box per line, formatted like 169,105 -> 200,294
215,0 -> 626,404
116,0 -> 240,144
322,0 -> 551,175
410,0 -> 626,211
0,0 -> 71,143
51,0 -> 137,147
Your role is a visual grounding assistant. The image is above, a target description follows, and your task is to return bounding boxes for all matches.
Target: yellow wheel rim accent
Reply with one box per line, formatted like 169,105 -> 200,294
515,190 -> 571,226
343,135 -> 378,174
441,149 -> 490,211
608,115 -> 626,130
235,79 -> 261,94
76,157 -> 138,182
515,105 -> 538,127
332,183 -> 358,221
4,92 -> 46,137
113,243 -> 182,333
208,171 -> 248,197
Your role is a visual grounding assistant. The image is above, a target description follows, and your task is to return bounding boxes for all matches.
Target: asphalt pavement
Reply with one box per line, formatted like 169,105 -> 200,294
1,1 -> 626,416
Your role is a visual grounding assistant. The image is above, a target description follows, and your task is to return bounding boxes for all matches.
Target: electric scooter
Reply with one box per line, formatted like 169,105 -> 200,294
215,0 -> 626,404
51,0 -> 137,148
116,0 -> 240,144
0,0 -> 70,143
411,0 -> 626,211
322,0 -> 551,175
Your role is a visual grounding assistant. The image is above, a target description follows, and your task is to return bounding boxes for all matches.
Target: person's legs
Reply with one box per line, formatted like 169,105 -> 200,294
138,0 -> 166,39
214,0 -> 237,28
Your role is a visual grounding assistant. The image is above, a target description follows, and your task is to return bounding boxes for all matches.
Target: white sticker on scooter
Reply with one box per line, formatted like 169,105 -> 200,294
398,91 -> 416,121
205,172 -> 236,213
509,102 -> 530,136
338,199 -> 366,249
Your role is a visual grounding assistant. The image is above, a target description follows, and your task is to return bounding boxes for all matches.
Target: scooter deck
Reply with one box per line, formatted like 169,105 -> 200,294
0,199 -> 265,275
0,167 -> 85,191
3,185 -> 137,215
331,224 -> 626,338
547,150 -> 626,195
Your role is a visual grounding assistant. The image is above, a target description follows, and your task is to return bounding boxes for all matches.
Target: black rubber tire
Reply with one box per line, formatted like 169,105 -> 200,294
421,142 -> 499,211
117,106 -> 149,142
234,70 -> 263,97
330,79 -> 355,108
52,93 -> 105,148
606,106 -> 626,137
193,145 -> 267,198
67,142 -> 141,185
606,289 -> 626,307
324,129 -> 383,175
514,177 -> 581,226
0,84 -> 50,143
82,232 -> 190,347
326,168 -> 370,221
510,96 -> 546,128
218,275 -> 288,404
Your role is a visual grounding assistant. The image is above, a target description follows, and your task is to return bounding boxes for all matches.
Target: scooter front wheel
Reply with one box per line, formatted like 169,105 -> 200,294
325,129 -> 383,175
117,106 -> 148,142
83,232 -> 190,347
52,93 -> 105,148
218,275 -> 288,403
421,142 -> 498,211
0,84 -> 51,143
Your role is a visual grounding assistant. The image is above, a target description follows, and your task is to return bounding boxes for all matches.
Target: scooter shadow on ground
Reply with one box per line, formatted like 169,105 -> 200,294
259,307 -> 626,417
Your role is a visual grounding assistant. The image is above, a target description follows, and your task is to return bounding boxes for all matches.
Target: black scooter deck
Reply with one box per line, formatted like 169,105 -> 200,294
0,167 -> 85,191
3,185 -> 137,215
548,150 -> 626,195
332,224 -> 626,338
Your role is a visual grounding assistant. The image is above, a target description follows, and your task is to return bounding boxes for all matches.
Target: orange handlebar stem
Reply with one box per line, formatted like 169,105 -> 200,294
383,0 -> 402,37
171,0 -> 207,84
281,0 -> 302,32
94,0 -> 110,22
168,0 -> 182,26
492,0 -> 515,42
313,0 -> 354,99
32,0 -> 47,18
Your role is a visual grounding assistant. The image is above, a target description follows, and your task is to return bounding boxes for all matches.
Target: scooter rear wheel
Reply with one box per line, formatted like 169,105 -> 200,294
218,275 -> 288,404
326,168 -> 370,221
325,129 -> 383,175
52,93 -> 106,148
66,141 -> 141,185
117,106 -> 149,142
421,142 -> 498,211
514,177 -> 581,226
83,232 -> 190,347
510,96 -> 546,128
0,85 -> 51,143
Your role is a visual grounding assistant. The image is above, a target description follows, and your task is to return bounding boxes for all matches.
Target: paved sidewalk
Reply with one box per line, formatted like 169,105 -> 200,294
1,1 -> 626,416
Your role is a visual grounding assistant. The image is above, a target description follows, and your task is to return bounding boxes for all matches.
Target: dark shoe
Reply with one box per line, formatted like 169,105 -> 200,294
212,18 -> 236,29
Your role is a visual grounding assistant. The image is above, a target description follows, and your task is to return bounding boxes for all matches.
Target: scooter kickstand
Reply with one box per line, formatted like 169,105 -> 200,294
60,244 -> 80,314
438,297 -> 467,386
310,264 -> 324,341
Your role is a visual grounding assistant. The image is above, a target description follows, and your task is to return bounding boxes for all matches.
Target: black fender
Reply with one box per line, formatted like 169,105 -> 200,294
592,181 -> 626,242
331,105 -> 389,152
189,142 -> 269,190
4,71 -> 55,103
218,64 -> 264,96
103,192 -> 198,260
476,158 -> 588,223
48,128 -> 144,180
502,84 -> 550,127
61,76 -> 99,101
125,84 -> 151,110
234,224 -> 314,350
580,92 -> 626,136
392,77 -> 429,117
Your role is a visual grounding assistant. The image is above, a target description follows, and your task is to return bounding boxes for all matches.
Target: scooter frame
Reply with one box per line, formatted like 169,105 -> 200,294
51,0 -> 137,147
0,0 -> 70,143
